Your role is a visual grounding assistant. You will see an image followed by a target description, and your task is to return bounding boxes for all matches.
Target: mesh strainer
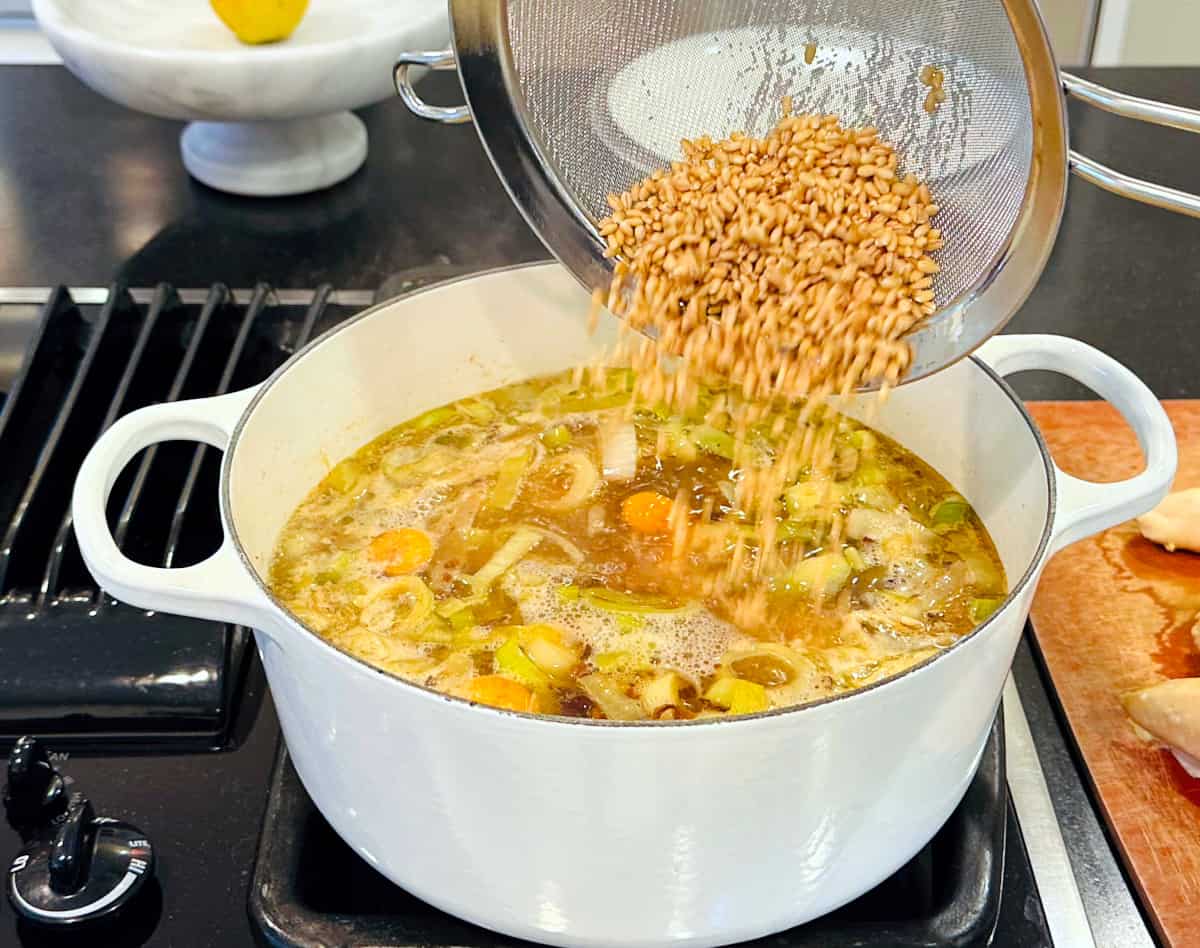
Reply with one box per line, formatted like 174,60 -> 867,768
395,1 -> 1200,384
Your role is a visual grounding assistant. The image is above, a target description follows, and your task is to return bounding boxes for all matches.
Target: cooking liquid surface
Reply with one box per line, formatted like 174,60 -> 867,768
269,370 -> 1006,720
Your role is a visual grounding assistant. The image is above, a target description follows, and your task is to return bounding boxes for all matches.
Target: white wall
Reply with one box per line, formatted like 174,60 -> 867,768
1039,0 -> 1100,66
1094,0 -> 1200,65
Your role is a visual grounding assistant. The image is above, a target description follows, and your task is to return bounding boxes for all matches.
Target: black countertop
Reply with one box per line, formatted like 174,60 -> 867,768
1,63 -> 1198,948
0,66 -> 547,292
3,65 -> 1200,398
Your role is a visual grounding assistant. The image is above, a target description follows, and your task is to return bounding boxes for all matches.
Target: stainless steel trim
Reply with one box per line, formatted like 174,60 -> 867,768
1003,676 -> 1098,948
1069,151 -> 1200,219
1063,71 -> 1200,134
393,49 -> 471,124
0,288 -> 378,307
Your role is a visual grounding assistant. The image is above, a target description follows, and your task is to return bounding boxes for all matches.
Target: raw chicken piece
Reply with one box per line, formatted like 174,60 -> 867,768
1121,678 -> 1200,777
1137,488 -> 1200,552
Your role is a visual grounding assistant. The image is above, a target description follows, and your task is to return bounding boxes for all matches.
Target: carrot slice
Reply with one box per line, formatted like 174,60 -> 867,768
621,491 -> 674,534
467,675 -> 540,713
367,528 -> 434,576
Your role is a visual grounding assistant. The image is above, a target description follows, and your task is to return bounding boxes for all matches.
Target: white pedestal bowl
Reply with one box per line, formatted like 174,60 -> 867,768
33,0 -> 448,196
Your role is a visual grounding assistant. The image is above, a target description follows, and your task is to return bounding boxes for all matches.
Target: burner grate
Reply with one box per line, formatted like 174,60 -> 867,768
0,283 -> 365,748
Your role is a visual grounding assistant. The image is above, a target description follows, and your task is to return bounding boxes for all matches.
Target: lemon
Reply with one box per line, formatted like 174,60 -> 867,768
211,0 -> 310,45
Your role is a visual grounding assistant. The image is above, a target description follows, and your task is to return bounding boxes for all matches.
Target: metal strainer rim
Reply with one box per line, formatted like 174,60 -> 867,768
449,0 -> 1070,388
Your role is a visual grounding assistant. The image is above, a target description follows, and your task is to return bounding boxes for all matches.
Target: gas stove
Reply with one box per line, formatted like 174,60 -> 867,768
0,284 -> 1153,947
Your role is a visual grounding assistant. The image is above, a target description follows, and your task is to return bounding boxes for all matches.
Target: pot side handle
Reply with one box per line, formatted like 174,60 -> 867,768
973,334 -> 1177,555
71,388 -> 279,636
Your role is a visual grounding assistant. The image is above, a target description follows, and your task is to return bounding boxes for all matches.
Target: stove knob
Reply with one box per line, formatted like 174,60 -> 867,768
3,736 -> 67,831
7,791 -> 154,927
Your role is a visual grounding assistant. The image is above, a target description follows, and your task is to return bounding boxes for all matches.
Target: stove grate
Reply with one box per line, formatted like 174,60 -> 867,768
0,283 -> 362,747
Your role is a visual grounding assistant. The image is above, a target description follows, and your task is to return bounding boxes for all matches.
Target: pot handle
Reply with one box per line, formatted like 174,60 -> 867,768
71,387 -> 278,635
973,334 -> 1176,555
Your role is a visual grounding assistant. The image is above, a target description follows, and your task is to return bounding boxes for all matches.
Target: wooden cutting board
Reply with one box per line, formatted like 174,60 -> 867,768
1028,400 -> 1200,948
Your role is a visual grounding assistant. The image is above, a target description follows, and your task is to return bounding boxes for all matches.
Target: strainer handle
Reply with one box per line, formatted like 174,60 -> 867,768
1068,153 -> 1200,219
1062,72 -> 1200,219
1062,73 -> 1200,134
394,49 -> 471,125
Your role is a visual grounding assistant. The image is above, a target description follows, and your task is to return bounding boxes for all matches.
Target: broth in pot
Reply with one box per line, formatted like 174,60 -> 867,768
269,369 -> 1005,720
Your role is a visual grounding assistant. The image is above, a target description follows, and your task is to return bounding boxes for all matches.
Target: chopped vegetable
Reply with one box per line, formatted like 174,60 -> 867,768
367,528 -> 434,576
601,421 -> 639,481
834,445 -> 860,479
457,398 -> 496,422
621,491 -> 674,534
359,576 -> 436,639
514,624 -> 579,679
969,596 -> 1003,624
314,550 -> 353,584
435,596 -> 476,618
324,457 -> 363,494
468,675 -> 539,713
777,519 -> 821,544
469,527 -> 543,595
382,445 -> 454,484
540,373 -> 633,415
507,525 -> 584,564
538,451 -> 600,511
556,583 -> 581,602
947,534 -> 1005,594
850,429 -> 877,454
689,424 -> 735,460
660,419 -> 698,461
540,424 -> 572,449
487,446 -> 534,511
852,461 -> 887,486
525,636 -> 578,679
495,637 -> 552,688
581,587 -> 687,614
843,546 -> 867,572
705,677 -> 769,714
784,551 -> 852,598
411,405 -> 457,431
847,508 -> 933,544
578,674 -> 646,720
640,672 -> 682,716
729,654 -> 794,687
785,480 -> 842,517
931,494 -> 971,526
849,484 -> 898,510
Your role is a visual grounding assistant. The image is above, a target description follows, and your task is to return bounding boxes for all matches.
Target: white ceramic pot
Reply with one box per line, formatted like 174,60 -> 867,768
72,263 -> 1175,948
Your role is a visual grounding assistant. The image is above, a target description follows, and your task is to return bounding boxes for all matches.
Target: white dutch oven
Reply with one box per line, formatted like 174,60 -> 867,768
72,263 -> 1175,948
